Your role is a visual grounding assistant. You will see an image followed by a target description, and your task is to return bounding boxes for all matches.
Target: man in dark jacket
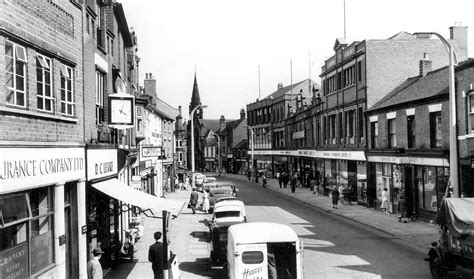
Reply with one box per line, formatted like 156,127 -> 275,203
148,232 -> 164,279
189,188 -> 199,214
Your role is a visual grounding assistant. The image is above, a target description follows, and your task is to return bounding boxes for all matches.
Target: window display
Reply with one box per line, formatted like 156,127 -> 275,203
0,187 -> 54,278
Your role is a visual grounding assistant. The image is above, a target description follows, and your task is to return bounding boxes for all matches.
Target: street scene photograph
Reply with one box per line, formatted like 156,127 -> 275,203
1,0 -> 474,278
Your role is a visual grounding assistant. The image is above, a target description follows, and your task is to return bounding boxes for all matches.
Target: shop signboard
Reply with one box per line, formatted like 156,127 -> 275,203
0,147 -> 85,193
142,146 -> 161,157
87,149 -> 118,180
0,242 -> 28,279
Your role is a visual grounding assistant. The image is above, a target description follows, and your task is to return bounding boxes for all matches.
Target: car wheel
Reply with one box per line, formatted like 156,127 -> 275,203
429,254 -> 447,279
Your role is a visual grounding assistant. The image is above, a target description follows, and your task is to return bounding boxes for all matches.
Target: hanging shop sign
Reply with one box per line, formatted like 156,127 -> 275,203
0,147 -> 85,193
142,146 -> 161,157
86,149 -> 118,180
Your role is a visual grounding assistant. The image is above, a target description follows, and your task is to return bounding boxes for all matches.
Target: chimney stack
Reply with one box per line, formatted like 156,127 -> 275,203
419,53 -> 432,77
277,83 -> 283,90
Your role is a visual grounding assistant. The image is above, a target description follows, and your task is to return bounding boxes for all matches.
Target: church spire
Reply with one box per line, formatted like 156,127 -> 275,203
189,71 -> 202,119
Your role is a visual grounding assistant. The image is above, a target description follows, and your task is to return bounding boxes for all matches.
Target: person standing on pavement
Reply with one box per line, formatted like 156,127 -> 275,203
189,188 -> 199,214
202,190 -> 210,213
87,247 -> 104,279
331,186 -> 340,209
290,173 -> 297,193
381,188 -> 389,214
397,196 -> 408,223
277,172 -> 282,188
282,172 -> 289,188
148,231 -> 164,279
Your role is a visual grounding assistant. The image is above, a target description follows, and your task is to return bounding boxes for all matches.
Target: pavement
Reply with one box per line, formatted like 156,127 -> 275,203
106,172 -> 439,279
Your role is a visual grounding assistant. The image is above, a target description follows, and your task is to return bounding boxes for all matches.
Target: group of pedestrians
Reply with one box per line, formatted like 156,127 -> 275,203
188,187 -> 210,214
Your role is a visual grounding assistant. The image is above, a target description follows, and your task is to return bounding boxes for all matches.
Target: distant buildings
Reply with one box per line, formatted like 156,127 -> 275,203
245,25 -> 472,221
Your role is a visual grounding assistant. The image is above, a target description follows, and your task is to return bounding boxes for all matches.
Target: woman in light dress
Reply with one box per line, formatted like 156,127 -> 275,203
202,190 -> 210,213
381,188 -> 389,214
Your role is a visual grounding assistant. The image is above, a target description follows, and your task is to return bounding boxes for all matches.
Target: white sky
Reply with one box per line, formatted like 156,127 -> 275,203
120,0 -> 474,119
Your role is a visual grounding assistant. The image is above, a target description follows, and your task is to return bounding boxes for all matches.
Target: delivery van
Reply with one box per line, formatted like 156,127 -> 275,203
226,222 -> 303,279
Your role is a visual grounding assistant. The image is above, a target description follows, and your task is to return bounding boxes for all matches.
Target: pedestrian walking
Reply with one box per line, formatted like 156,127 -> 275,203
290,173 -> 297,193
331,187 -> 340,209
87,247 -> 104,279
277,172 -> 282,188
262,174 -> 267,188
189,188 -> 199,214
398,196 -> 408,223
282,172 -> 289,188
202,190 -> 210,213
381,188 -> 389,214
338,185 -> 345,206
247,170 -> 251,180
185,175 -> 190,190
148,231 -> 164,279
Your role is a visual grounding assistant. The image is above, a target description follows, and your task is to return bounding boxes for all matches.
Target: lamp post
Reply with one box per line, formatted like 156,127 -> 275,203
190,104 -> 207,189
244,125 -> 255,182
415,32 -> 459,197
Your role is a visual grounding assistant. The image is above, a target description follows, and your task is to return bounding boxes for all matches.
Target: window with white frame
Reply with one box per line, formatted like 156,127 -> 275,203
371,121 -> 378,148
95,70 -> 105,123
60,64 -> 74,116
388,118 -> 397,148
36,54 -> 53,112
5,41 -> 27,107
469,92 -> 474,133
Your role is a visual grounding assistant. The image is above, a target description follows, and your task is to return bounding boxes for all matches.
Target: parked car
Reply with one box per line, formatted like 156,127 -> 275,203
216,181 -> 239,197
206,199 -> 246,268
201,176 -> 218,192
209,188 -> 237,212
194,173 -> 206,189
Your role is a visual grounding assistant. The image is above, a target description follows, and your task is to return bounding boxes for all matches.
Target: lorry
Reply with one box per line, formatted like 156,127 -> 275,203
226,222 -> 303,279
427,198 -> 474,278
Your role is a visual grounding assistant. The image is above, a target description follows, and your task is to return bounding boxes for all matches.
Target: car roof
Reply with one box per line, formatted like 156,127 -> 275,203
210,188 -> 233,193
215,199 -> 244,209
217,181 -> 235,186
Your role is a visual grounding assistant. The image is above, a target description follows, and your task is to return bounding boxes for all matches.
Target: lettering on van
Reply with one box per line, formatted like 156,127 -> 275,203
242,267 -> 263,279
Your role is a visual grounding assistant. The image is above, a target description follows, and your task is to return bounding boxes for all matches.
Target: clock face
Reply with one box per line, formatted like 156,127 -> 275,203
111,98 -> 133,124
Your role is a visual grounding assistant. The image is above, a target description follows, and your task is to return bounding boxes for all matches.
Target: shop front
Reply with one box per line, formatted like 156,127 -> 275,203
0,146 -> 86,279
367,154 -> 449,220
85,146 -> 185,274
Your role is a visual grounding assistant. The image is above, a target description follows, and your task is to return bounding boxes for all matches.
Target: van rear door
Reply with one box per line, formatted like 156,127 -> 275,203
235,243 -> 267,279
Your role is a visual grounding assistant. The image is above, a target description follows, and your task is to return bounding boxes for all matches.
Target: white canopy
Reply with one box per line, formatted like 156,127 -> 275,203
92,178 -> 185,217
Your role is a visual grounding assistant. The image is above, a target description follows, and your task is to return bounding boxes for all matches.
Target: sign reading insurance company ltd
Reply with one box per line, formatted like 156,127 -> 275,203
0,147 -> 85,193
87,149 -> 118,180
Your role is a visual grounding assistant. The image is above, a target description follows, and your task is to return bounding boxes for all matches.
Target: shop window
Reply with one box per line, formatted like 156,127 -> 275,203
423,166 -> 437,212
0,187 -> 54,277
388,119 -> 397,148
5,40 -> 27,107
407,115 -> 415,148
60,64 -> 75,116
36,54 -> 53,112
429,112 -> 442,148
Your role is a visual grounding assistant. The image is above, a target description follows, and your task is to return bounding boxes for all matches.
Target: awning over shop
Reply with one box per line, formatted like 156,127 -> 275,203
92,179 -> 185,217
